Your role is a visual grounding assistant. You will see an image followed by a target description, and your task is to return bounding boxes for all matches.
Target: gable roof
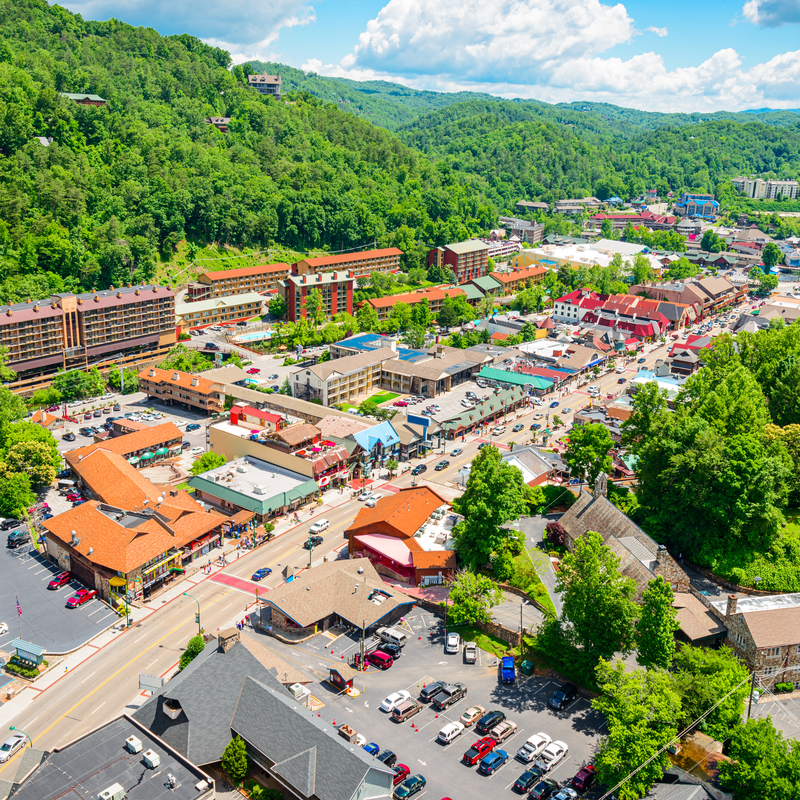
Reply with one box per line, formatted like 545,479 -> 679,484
742,607 -> 800,648
347,486 -> 447,539
296,247 -> 401,269
138,367 -> 218,394
351,420 -> 400,451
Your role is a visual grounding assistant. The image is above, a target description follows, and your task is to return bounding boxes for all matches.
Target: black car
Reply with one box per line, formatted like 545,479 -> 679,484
513,768 -> 542,794
1,518 -> 24,531
434,460 -> 450,471
475,710 -> 506,735
236,320 -> 248,326
377,643 -> 402,659
528,778 -> 560,799
7,530 -> 31,548
62,432 -> 76,442
419,681 -> 447,702
617,377 -> 627,384
376,750 -> 397,768
548,682 -> 577,711
79,427 -> 94,436
303,536 -> 324,549
410,464 -> 427,476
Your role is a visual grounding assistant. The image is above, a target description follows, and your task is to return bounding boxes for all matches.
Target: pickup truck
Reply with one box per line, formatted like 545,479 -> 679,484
464,642 -> 478,664
431,683 -> 468,711
501,656 -> 516,684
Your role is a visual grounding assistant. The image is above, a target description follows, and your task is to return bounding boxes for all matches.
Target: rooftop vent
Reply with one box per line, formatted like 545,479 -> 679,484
253,483 -> 266,495
97,784 -> 125,800
191,378 -> 199,386
142,749 -> 161,768
149,368 -> 156,377
172,372 -> 179,380
125,735 -> 143,754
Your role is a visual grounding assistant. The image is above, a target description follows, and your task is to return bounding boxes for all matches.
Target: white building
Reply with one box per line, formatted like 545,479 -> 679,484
731,176 -> 799,201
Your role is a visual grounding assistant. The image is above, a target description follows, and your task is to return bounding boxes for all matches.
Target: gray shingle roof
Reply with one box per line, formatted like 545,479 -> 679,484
232,676 -> 393,800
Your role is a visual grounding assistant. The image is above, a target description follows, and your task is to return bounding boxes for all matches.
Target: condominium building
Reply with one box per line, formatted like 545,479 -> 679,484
187,263 -> 290,302
175,293 -> 265,329
138,367 -> 225,414
489,266 -> 547,295
731,176 -> 799,201
673,193 -> 720,219
427,240 -> 489,282
365,287 -> 468,321
280,270 -> 355,322
248,72 -> 281,98
0,285 -> 176,391
292,248 -> 402,279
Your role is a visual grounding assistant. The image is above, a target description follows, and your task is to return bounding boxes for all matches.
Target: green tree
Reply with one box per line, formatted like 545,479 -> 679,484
108,368 -> 139,394
601,218 -> 614,240
452,445 -> 529,569
672,644 -> 749,741
620,382 -> 669,452
0,345 -> 17,383
268,295 -> 287,319
757,271 -> 779,292
51,368 -> 107,401
636,576 -> 679,670
592,660 -> 682,800
0,386 -> 27,431
563,422 -> 613,489
402,323 -> 426,349
29,387 -> 63,408
189,451 -> 226,476
492,548 -> 515,582
410,297 -> 431,328
437,297 -> 459,329
278,377 -> 293,396
1,441 -> 60,485
159,345 -> 213,372
556,530 -> 640,663
0,472 -> 36,518
356,303 -> 380,332
447,569 -> 504,626
385,458 -> 398,477
718,717 -> 800,800
222,736 -> 251,784
477,295 -> 494,320
761,241 -> 784,269
179,633 -> 205,671
304,288 -> 324,326
701,230 -> 724,253
631,253 -> 654,285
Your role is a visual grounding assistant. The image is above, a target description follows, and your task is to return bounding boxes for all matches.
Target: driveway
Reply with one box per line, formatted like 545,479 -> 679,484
508,515 -> 564,617
0,542 -> 118,655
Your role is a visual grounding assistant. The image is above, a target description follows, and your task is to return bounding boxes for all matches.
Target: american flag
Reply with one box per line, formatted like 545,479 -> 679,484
16,596 -> 21,618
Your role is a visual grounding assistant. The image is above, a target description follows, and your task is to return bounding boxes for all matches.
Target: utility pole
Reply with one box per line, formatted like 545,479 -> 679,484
360,618 -> 366,671
747,670 -> 757,720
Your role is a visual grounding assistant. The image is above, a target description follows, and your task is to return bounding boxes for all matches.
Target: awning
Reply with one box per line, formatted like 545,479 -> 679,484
141,451 -> 154,459
128,456 -> 140,464
155,447 -> 169,456
227,510 -> 254,526
143,553 -> 180,574
109,576 -> 127,587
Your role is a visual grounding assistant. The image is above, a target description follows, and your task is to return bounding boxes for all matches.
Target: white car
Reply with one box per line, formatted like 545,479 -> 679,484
516,732 -> 552,762
0,733 -> 27,763
380,690 -> 412,713
0,622 -> 8,636
358,491 -> 372,501
190,447 -> 204,455
534,741 -> 569,774
309,519 -> 330,534
445,632 -> 460,654
554,790 -> 578,800
438,721 -> 466,744
365,494 -> 380,508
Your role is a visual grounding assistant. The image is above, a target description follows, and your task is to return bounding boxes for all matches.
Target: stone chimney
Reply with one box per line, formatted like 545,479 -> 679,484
594,472 -> 608,498
217,628 -> 240,653
726,594 -> 738,617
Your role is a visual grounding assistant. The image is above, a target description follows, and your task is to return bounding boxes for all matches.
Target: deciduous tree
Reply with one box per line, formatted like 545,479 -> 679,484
563,422 -> 613,489
189,451 -> 226,476
636,576 -> 679,670
447,569 -> 504,626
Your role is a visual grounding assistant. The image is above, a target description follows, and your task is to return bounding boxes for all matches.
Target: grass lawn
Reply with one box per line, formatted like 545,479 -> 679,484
368,391 -> 400,405
339,402 -> 359,412
508,550 -> 557,618
448,624 -> 519,659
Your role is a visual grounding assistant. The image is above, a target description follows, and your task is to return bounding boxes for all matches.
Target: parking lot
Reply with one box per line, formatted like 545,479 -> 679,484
253,607 -> 606,799
0,538 -> 118,654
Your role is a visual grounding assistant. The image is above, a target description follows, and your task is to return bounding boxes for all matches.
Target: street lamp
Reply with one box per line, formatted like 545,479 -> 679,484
183,592 -> 201,635
9,727 -> 32,747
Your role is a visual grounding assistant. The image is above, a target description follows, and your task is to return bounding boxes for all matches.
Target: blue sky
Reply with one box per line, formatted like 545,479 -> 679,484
62,0 -> 800,111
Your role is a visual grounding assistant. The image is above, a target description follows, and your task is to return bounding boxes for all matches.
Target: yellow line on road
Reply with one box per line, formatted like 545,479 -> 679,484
0,588 -> 233,774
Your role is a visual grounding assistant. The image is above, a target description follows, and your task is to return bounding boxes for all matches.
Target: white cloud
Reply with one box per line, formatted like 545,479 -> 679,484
62,0 -> 315,47
646,25 -> 668,36
742,0 -> 800,27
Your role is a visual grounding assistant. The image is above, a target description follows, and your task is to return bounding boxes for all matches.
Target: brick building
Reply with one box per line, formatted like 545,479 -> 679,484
292,248 -> 401,279
0,285 -> 176,393
138,367 -> 225,414
186,263 -> 290,302
280,270 -> 355,322
427,240 -> 489,283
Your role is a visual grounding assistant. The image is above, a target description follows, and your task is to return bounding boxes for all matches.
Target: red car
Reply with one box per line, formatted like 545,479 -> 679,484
247,368 -> 261,374
571,764 -> 597,791
48,572 -> 71,590
393,400 -> 408,407
66,494 -> 82,501
393,764 -> 410,786
463,737 -> 496,766
66,588 -> 98,608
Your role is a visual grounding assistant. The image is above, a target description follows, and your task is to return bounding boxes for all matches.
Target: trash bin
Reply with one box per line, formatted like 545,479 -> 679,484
520,660 -> 534,677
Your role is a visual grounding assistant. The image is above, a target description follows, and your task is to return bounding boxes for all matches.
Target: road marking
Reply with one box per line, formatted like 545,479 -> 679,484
134,633 -> 147,643
92,701 -> 106,714
0,587 -> 233,775
79,670 -> 97,685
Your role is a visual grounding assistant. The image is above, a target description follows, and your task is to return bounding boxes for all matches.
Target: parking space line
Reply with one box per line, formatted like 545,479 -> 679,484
87,606 -> 106,617
535,680 -> 552,695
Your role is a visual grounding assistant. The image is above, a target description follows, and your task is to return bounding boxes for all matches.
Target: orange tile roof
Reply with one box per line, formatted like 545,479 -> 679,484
202,263 -> 289,281
490,332 -> 510,341
412,550 -> 457,569
368,287 -> 465,309
64,422 -> 182,465
138,367 -> 217,394
31,409 -> 59,427
346,486 -> 448,539
296,248 -> 402,269
489,266 -> 547,284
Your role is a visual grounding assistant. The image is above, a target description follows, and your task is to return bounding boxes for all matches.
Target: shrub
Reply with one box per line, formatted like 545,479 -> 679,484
179,634 -> 205,671
222,736 -> 250,783
5,656 -> 39,678
775,681 -> 795,693
545,520 -> 566,547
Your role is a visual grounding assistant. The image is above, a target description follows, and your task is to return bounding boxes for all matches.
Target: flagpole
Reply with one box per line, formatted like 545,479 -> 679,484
16,596 -> 21,638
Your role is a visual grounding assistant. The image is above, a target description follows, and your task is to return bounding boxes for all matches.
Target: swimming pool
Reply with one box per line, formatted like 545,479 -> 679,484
234,330 -> 272,342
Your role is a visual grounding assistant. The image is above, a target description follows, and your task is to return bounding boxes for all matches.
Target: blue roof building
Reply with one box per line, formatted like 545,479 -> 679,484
673,193 -> 720,220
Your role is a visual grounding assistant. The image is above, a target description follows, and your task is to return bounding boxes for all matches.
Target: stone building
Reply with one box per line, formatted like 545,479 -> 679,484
558,474 -> 690,597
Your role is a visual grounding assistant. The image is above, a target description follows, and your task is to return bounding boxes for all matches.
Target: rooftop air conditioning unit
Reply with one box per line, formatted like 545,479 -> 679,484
253,484 -> 266,495
236,464 -> 247,473
142,749 -> 161,769
97,784 -> 125,800
288,683 -> 305,698
125,735 -> 143,754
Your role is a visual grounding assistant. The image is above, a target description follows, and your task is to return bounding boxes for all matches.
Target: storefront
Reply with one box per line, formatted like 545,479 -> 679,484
141,550 -> 182,596
182,531 -> 222,562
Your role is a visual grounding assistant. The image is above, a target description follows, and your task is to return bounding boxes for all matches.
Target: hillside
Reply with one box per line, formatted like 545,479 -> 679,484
0,1 -> 497,306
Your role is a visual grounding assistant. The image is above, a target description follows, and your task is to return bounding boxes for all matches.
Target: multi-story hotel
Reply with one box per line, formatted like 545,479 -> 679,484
731,176 -> 799,201
427,240 -> 489,282
292,248 -> 402,279
175,293 -> 265,329
280,270 -> 355,322
186,263 -> 290,302
138,367 -> 225,414
0,285 -> 176,391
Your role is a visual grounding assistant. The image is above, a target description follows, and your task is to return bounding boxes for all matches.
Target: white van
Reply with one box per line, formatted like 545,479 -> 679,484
438,721 -> 465,744
376,626 -> 408,648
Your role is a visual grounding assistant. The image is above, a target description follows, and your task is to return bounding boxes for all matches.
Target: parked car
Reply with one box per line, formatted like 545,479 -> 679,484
462,737 -> 496,766
358,490 -> 373,501
528,778 -> 560,799
363,742 -> 380,756
553,789 -> 577,800
251,568 -> 272,581
0,622 -> 8,636
392,764 -> 410,785
393,400 -> 409,407
186,423 -> 201,431
377,643 -> 402,660
419,681 -> 447,702
410,465 -> 427,476
190,447 -> 203,455
517,732 -> 551,763
393,774 -> 425,800
0,733 -> 27,763
181,441 -> 191,450
476,710 -> 506,735
463,642 -> 478,664
450,448 -> 463,456
438,721 -> 466,744
431,683 -> 467,711
62,432 -> 76,442
380,690 -> 412,713
0,518 -> 24,531
7,530 -> 30,548
445,632 -> 460,654
490,720 -> 518,744
459,705 -> 486,728
548,682 -> 577,711
72,499 -> 87,507
66,588 -> 98,608
246,368 -> 261,374
435,460 -> 450,471
377,750 -> 397,768
570,764 -> 597,791
534,741 -> 569,774
478,749 -> 509,775
48,572 -> 72,590
392,700 -> 422,723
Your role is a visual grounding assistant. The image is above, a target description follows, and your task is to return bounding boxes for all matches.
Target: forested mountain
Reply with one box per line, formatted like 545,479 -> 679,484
0,0 -> 495,305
